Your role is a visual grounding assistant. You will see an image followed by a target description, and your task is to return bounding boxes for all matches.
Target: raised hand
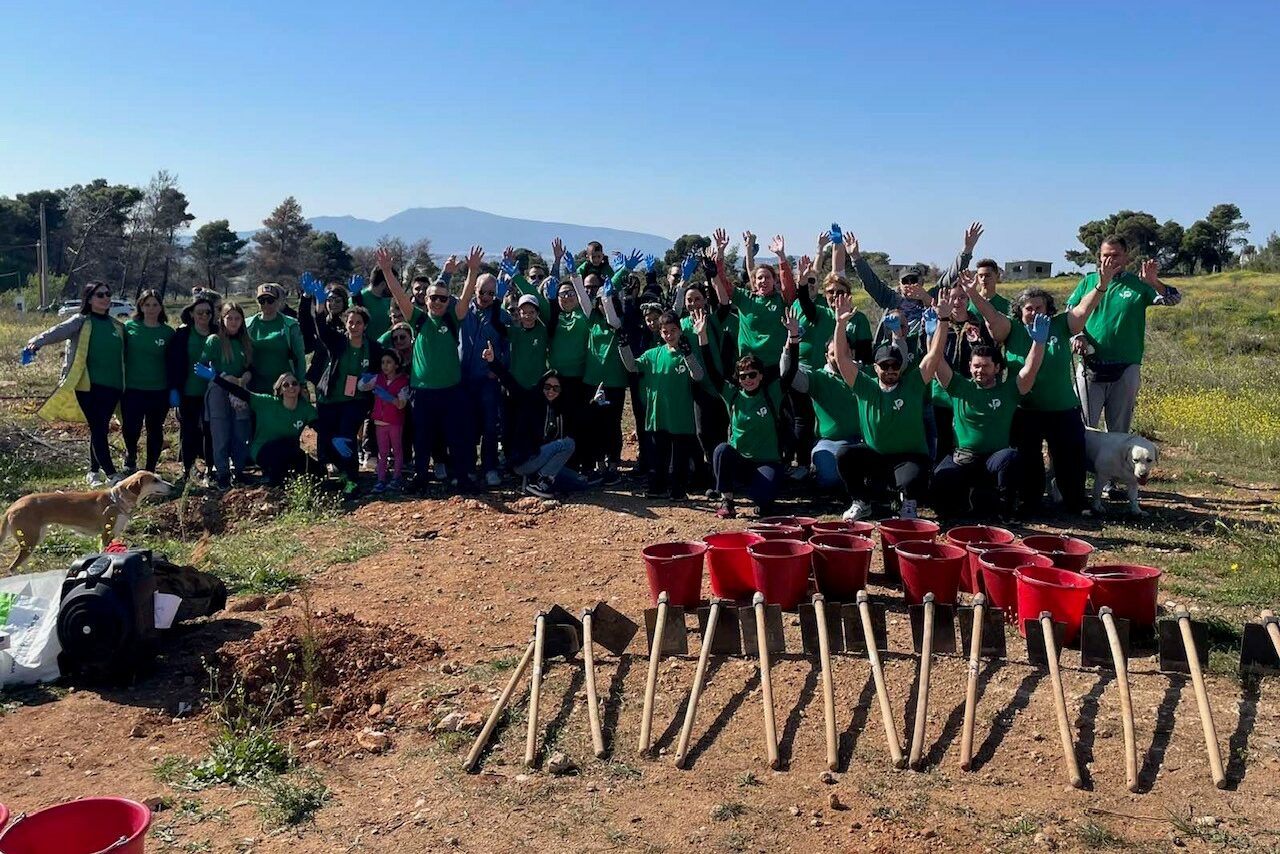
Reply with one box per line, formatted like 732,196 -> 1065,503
902,281 -> 929,303
623,249 -> 644,271
817,231 -> 831,255
482,341 -> 495,363
1098,252 -> 1124,285
829,223 -> 843,246
782,306 -> 801,338
797,254 -> 814,280
691,307 -> 708,339
1140,258 -> 1159,286
193,362 -> 217,381
832,293 -> 853,325
467,245 -> 485,271
349,274 -> 366,295
768,234 -> 786,258
701,253 -> 719,281
956,268 -> 978,296
443,254 -> 460,276
374,247 -> 395,274
742,230 -> 758,257
680,251 -> 699,282
643,253 -> 657,273
843,232 -> 860,260
332,437 -> 354,459
551,237 -> 565,261
923,307 -> 940,336
713,228 -> 729,255
963,221 -> 984,254
499,256 -> 519,279
300,271 -> 317,299
883,313 -> 902,335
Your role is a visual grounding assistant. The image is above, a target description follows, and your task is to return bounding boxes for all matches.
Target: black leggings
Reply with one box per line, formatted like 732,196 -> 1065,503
588,385 -> 626,469
789,389 -> 816,467
836,446 -> 930,504
650,431 -> 696,494
316,399 -> 367,479
179,394 -> 211,475
121,388 -> 169,471
257,437 -> 323,486
76,385 -> 122,476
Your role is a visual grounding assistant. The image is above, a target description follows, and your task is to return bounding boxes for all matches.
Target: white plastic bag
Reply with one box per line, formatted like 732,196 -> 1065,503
0,570 -> 66,688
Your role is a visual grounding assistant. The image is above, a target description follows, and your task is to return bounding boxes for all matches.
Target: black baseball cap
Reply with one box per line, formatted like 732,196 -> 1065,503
899,268 -> 921,284
874,344 -> 903,366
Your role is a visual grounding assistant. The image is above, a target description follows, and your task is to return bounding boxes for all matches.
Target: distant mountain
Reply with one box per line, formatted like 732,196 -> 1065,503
303,206 -> 674,257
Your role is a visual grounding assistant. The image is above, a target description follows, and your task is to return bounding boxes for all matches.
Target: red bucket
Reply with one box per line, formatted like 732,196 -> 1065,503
896,541 -> 967,606
0,797 -> 151,854
703,531 -> 764,600
749,524 -> 805,541
642,541 -> 707,607
1015,564 -> 1094,643
1022,534 -> 1095,572
748,539 -> 814,609
0,801 -> 8,830
946,525 -> 1016,593
810,519 -> 875,537
979,548 -> 1053,621
1082,564 -> 1163,628
878,518 -> 940,580
757,515 -> 818,533
809,534 -> 874,601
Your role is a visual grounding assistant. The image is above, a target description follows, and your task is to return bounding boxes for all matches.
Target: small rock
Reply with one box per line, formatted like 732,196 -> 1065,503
789,806 -> 802,817
142,795 -> 168,812
457,712 -> 483,733
923,829 -> 937,839
27,768 -> 41,777
444,836 -> 459,847
585,782 -> 599,793
304,739 -> 322,750
1033,832 -> 1056,850
441,661 -> 459,674
367,703 -> 383,719
629,815 -> 642,823
265,592 -> 292,610
828,793 -> 845,811
810,818 -> 823,828
546,750 -> 576,775
435,712 -> 464,732
128,724 -> 146,738
1194,816 -> 1219,827
356,728 -> 391,753
226,594 -> 267,613
1032,732 -> 1045,742
818,770 -> 837,784
514,774 -> 531,784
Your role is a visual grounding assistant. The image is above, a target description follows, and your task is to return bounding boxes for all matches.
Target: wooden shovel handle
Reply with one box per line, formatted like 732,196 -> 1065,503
1177,609 -> 1226,789
959,595 -> 985,771
859,594 -> 905,768
909,595 -> 935,770
675,601 -> 719,768
583,611 -> 606,759
463,638 -> 536,771
638,595 -> 669,756
1041,613 -> 1083,788
524,613 -> 547,768
754,595 -> 780,770
1263,609 -> 1280,659
1099,608 -> 1138,792
813,595 -> 839,771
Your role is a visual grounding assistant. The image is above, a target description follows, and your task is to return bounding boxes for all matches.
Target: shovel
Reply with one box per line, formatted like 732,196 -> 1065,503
855,591 -> 905,768
582,602 -> 638,759
675,599 -> 743,768
1025,611 -> 1083,789
908,593 -> 956,769
1158,605 -> 1226,789
958,594 -> 1005,771
464,634 -> 536,772
1238,609 -> 1280,677
740,593 -> 785,769
638,592 -> 688,756
1081,607 -> 1139,792
525,608 -> 583,769
799,593 -> 843,771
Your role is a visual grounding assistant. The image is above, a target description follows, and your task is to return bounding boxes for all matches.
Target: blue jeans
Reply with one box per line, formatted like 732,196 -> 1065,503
412,384 -> 471,483
205,382 -> 250,481
463,376 -> 503,473
514,438 -> 576,481
811,438 -> 861,489
712,442 -> 782,509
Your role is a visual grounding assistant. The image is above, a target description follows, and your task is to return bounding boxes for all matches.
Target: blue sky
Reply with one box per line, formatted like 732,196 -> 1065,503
2,0 -> 1277,269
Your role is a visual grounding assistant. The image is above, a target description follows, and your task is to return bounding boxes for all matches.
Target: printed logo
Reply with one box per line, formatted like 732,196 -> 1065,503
292,420 -> 304,429
892,398 -> 905,411
154,338 -> 166,346
757,406 -> 769,417
676,364 -> 687,374
989,399 -> 1003,410
1048,336 -> 1059,348
768,303 -> 778,312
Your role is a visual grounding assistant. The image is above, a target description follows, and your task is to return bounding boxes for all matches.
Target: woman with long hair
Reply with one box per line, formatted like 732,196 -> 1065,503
312,303 -> 382,495
166,295 -> 218,484
121,289 -> 175,473
202,302 -> 254,488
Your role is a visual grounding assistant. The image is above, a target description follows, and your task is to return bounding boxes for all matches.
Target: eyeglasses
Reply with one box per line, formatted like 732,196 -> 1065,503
479,290 -> 497,298
393,334 -> 410,343
544,383 -> 562,392
93,290 -> 110,298
280,380 -> 300,388
428,295 -> 450,303
738,371 -> 760,380
257,296 -> 277,305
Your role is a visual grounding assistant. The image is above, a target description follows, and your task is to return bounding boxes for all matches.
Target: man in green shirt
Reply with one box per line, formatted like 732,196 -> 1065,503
1065,234 -> 1182,434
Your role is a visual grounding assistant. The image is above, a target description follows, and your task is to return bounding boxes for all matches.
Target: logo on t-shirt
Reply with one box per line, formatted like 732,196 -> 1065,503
989,399 -> 1003,410
292,420 -> 304,429
757,406 -> 769,417
1048,336 -> 1059,348
767,303 -> 778,312
675,364 -> 687,375
892,398 -> 905,411
154,338 -> 166,346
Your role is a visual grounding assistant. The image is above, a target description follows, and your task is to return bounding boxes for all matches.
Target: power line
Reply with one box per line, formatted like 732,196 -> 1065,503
0,242 -> 39,252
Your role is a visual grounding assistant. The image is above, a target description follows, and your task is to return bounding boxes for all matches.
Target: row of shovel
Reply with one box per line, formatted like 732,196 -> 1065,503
463,597 -> 1280,792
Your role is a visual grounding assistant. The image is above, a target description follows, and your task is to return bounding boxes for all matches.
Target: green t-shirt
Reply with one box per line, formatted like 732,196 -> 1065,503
947,374 -> 1023,454
795,304 -> 873,372
123,320 -> 174,391
509,322 -> 548,389
248,393 -> 317,462
969,292 -> 1011,318
584,314 -> 628,388
636,346 -> 697,435
246,313 -> 297,393
358,289 -> 394,343
410,309 -> 461,389
721,381 -> 783,463
1066,271 -> 1158,365
85,314 -> 124,390
1005,312 -> 1076,411
202,334 -> 248,378
323,340 -> 372,403
549,307 -> 588,378
183,329 -> 210,397
732,286 -> 787,365
807,368 -> 861,441
851,367 -> 928,456
680,313 -> 729,378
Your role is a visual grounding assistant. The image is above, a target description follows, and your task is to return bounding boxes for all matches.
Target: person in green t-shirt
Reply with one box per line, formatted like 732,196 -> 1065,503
353,270 -> 396,344
710,228 -> 797,371
1065,235 -> 1182,435
313,303 -> 382,492
166,296 -> 217,484
121,289 -> 175,473
676,283 -> 733,491
583,256 -> 645,484
201,302 -> 255,488
969,258 -> 1011,318
199,366 -> 321,486
246,283 -> 306,394
928,291 -> 1047,519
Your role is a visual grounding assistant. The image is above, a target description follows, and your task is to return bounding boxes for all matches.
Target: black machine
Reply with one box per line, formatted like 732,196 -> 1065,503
57,549 -> 159,682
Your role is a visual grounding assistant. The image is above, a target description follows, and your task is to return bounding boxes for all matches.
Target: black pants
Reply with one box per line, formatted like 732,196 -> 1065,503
121,388 -> 169,471
713,442 -> 782,509
692,385 -> 728,486
932,404 -> 956,464
627,373 -> 650,473
257,437 -> 323,486
932,448 -> 1020,516
836,445 -> 930,504
1014,408 -> 1087,512
316,399 -> 367,480
650,430 -> 696,495
76,385 -> 122,476
789,389 -> 816,467
178,394 -> 211,475
588,385 -> 626,470
559,375 -> 589,469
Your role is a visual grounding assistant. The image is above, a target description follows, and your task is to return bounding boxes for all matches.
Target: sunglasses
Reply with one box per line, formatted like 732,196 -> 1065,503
825,289 -> 849,298
738,371 -> 761,380
93,290 -> 111,298
257,296 -> 277,305
900,275 -> 921,286
428,294 -> 450,303
544,383 -> 562,392
393,334 -> 410,343
877,361 -> 902,369
280,380 -> 300,388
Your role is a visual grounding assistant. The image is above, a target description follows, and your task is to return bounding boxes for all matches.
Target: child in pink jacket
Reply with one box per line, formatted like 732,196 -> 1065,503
359,351 -> 411,491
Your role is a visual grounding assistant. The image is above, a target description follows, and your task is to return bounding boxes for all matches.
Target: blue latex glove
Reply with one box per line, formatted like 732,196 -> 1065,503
359,372 -> 377,386
643,254 -> 657,273
332,437 -> 354,459
373,386 -> 396,403
1028,313 -> 1051,344
495,275 -> 510,300
300,271 -> 314,297
923,308 -> 939,337
622,249 -> 644,271
601,275 -> 616,298
829,223 -> 843,245
20,347 -> 36,366
349,274 -> 366,295
193,362 -> 217,381
168,389 -> 181,408
499,258 -> 519,279
680,252 -> 699,282
883,314 -> 902,335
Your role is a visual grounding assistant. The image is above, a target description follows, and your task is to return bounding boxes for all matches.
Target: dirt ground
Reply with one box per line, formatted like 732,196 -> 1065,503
3,476 -> 1280,853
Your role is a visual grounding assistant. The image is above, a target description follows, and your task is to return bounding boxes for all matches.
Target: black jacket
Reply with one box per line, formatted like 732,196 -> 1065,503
312,313 -> 384,401
492,362 -> 565,466
167,325 -> 205,396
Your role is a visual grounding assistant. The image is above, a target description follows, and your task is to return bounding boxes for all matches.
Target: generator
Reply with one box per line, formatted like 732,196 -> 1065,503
57,549 -> 159,682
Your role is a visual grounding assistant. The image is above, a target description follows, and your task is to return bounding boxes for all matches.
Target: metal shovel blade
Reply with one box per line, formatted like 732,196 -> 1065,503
587,602 -> 639,656
958,605 -> 1007,660
840,601 -> 888,654
1024,619 -> 1066,667
1239,620 -> 1280,677
799,602 -> 846,655
546,604 -> 585,646
697,604 -> 744,656
740,603 -> 786,655
644,604 -> 689,657
543,623 -> 581,660
1158,617 -> 1209,674
1080,614 -> 1130,670
910,603 -> 958,654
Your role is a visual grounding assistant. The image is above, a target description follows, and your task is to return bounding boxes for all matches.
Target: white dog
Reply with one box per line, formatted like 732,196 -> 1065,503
1084,428 -> 1158,516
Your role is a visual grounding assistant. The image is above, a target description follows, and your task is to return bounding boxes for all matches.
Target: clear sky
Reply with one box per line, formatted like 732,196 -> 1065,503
3,0 -> 1278,269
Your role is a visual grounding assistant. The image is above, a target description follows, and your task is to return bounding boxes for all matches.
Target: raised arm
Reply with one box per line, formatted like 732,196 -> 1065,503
1141,258 -> 1182,306
780,307 -> 805,392
937,221 -> 982,290
795,255 -> 820,324
919,307 -> 951,387
455,245 -> 482,321
1017,314 -> 1049,395
375,247 -> 414,322
847,233 -> 903,311
769,234 -> 797,303
832,227 -> 848,279
25,314 -> 86,352
1066,255 -> 1118,335
741,230 -> 757,282
959,268 -> 1011,343
830,294 -> 861,388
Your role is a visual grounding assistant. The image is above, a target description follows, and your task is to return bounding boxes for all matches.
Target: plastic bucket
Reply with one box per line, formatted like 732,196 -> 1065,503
896,541 -> 967,606
641,541 -> 707,607
0,797 -> 151,854
0,801 -> 8,830
878,518 -> 940,580
979,548 -> 1053,621
1015,564 -> 1095,643
809,534 -> 874,601
946,525 -> 1017,593
757,515 -> 818,533
1022,534 -> 1095,572
703,531 -> 765,600
749,524 -> 805,541
748,539 -> 814,609
810,520 -> 875,538
1082,564 -> 1163,628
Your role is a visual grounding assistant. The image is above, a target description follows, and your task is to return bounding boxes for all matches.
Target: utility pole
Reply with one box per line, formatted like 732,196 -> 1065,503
38,202 -> 50,309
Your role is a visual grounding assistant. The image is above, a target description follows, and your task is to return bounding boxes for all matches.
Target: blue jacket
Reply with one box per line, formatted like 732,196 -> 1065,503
459,301 -> 511,381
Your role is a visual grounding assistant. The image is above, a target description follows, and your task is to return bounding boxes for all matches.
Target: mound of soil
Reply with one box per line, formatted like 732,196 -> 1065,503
143,485 -> 279,536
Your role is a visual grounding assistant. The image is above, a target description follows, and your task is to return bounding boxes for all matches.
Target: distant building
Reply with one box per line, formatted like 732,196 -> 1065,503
886,263 -> 921,281
1004,260 -> 1052,281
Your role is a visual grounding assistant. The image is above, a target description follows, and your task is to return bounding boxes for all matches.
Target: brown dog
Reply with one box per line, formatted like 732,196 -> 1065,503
1,471 -> 173,573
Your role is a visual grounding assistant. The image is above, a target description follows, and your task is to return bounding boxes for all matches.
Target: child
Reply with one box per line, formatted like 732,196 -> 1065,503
359,351 -> 411,491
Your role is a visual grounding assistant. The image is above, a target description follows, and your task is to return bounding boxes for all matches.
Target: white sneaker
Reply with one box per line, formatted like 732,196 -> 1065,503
788,465 -> 809,481
86,471 -> 106,487
842,500 -> 871,522
900,499 -> 918,520
434,463 -> 448,481
484,470 -> 502,487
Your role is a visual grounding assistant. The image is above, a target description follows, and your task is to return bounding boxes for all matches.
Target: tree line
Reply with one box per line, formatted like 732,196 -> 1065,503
1064,204 -> 1257,274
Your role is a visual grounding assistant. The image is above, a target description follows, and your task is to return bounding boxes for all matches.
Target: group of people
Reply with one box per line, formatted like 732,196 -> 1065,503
23,224 -> 1180,521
